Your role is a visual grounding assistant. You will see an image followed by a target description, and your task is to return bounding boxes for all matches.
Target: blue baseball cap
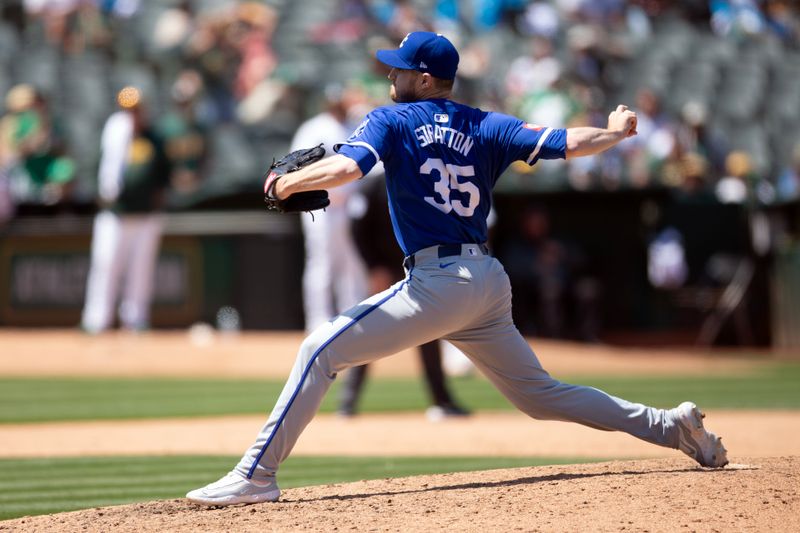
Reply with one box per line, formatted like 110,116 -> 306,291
376,31 -> 459,80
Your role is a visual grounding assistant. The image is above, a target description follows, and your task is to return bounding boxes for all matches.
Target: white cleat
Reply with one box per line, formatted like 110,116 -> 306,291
186,471 -> 281,506
673,401 -> 728,468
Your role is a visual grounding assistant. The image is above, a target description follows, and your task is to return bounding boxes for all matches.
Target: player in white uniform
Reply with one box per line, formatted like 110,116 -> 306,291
82,87 -> 169,334
290,86 -> 368,332
188,32 -> 727,506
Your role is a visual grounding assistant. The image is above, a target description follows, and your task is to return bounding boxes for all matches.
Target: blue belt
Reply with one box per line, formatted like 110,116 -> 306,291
404,243 -> 490,269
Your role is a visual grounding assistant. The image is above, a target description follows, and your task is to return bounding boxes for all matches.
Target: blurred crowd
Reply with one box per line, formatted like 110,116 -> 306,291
0,0 -> 796,343
1,0 -> 800,226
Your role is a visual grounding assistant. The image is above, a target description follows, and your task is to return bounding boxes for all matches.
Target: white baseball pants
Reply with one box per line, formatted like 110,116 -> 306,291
81,210 -> 164,333
300,207 -> 367,332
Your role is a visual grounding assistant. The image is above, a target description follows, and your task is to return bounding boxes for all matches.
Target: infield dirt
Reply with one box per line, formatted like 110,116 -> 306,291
0,329 -> 782,379
2,457 -> 798,532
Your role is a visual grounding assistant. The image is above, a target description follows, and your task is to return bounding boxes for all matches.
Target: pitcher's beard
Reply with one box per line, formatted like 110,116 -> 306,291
390,84 -> 417,103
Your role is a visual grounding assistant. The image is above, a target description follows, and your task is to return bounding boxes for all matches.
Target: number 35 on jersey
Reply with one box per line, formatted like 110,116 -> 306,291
420,157 -> 480,217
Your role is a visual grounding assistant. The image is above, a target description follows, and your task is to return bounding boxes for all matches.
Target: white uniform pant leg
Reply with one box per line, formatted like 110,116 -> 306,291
301,211 -> 334,332
235,266 -> 468,481
119,214 -> 164,330
329,212 -> 368,311
81,210 -> 125,333
446,256 -> 680,449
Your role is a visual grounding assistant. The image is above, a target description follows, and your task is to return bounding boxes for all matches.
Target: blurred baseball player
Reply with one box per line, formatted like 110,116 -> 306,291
188,31 -> 727,506
291,85 -> 369,333
82,87 -> 170,334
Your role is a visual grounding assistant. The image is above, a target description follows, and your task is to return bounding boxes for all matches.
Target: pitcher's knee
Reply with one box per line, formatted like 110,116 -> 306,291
298,324 -> 347,378
298,326 -> 331,362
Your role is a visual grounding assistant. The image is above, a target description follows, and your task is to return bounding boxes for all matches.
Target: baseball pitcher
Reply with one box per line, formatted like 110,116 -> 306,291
188,31 -> 727,506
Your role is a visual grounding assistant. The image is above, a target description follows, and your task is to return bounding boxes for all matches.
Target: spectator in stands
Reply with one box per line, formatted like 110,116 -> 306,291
710,0 -> 768,38
22,0 -> 110,55
505,36 -> 562,103
669,152 -> 716,203
514,72 -> 582,131
764,0 -> 800,43
81,86 -> 171,334
152,0 -> 196,57
232,3 -> 290,127
0,88 -> 22,209
96,0 -> 142,61
71,2 -> 110,54
562,0 -> 627,24
157,69 -> 209,200
375,0 -> 432,40
0,84 -> 76,207
307,0 -> 374,45
447,0 -> 526,33
621,88 -> 677,188
561,2 -> 648,90
674,100 -> 730,180
22,0 -> 80,47
565,24 -> 605,87
714,149 -> 777,206
715,150 -> 754,204
512,76 -> 594,189
519,1 -> 561,38
98,0 -> 140,19
230,2 -> 278,102
0,0 -> 798,215
352,36 -> 395,107
184,7 -> 241,123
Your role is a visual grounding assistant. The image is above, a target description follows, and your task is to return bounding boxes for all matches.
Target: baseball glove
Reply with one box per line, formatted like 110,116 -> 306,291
263,144 -> 329,213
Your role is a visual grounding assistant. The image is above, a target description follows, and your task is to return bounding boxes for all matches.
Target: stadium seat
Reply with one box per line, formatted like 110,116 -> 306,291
738,35 -> 784,67
62,112 -> 102,191
649,15 -> 696,64
768,119 -> 800,176
0,22 -> 19,69
62,52 -> 113,121
692,33 -> 737,66
11,45 -> 60,95
715,63 -> 767,122
206,126 -> 260,187
767,63 -> 800,123
667,61 -> 720,115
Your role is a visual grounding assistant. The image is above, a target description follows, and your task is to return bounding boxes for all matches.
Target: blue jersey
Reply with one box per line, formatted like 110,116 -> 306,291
335,98 -> 567,255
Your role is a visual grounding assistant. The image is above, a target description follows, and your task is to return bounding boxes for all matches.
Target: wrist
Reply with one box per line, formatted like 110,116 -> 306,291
264,171 -> 290,199
274,178 -> 290,199
608,128 -> 627,140
603,129 -> 629,146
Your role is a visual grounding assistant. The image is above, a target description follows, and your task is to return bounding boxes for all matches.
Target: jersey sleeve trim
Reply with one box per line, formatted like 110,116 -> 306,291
337,141 -> 381,163
526,127 -> 553,164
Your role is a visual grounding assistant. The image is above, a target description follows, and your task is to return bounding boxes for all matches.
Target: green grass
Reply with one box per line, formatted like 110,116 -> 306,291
1,364 -> 797,521
0,362 -> 799,424
0,455 -> 592,521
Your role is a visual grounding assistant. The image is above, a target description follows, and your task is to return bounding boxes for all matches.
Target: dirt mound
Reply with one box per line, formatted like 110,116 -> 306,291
3,457 -> 797,532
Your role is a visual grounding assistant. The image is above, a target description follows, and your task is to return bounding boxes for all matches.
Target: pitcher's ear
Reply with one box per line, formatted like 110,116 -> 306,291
420,72 -> 433,87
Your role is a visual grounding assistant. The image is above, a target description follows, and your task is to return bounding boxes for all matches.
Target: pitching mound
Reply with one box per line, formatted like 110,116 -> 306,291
4,457 -> 797,532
